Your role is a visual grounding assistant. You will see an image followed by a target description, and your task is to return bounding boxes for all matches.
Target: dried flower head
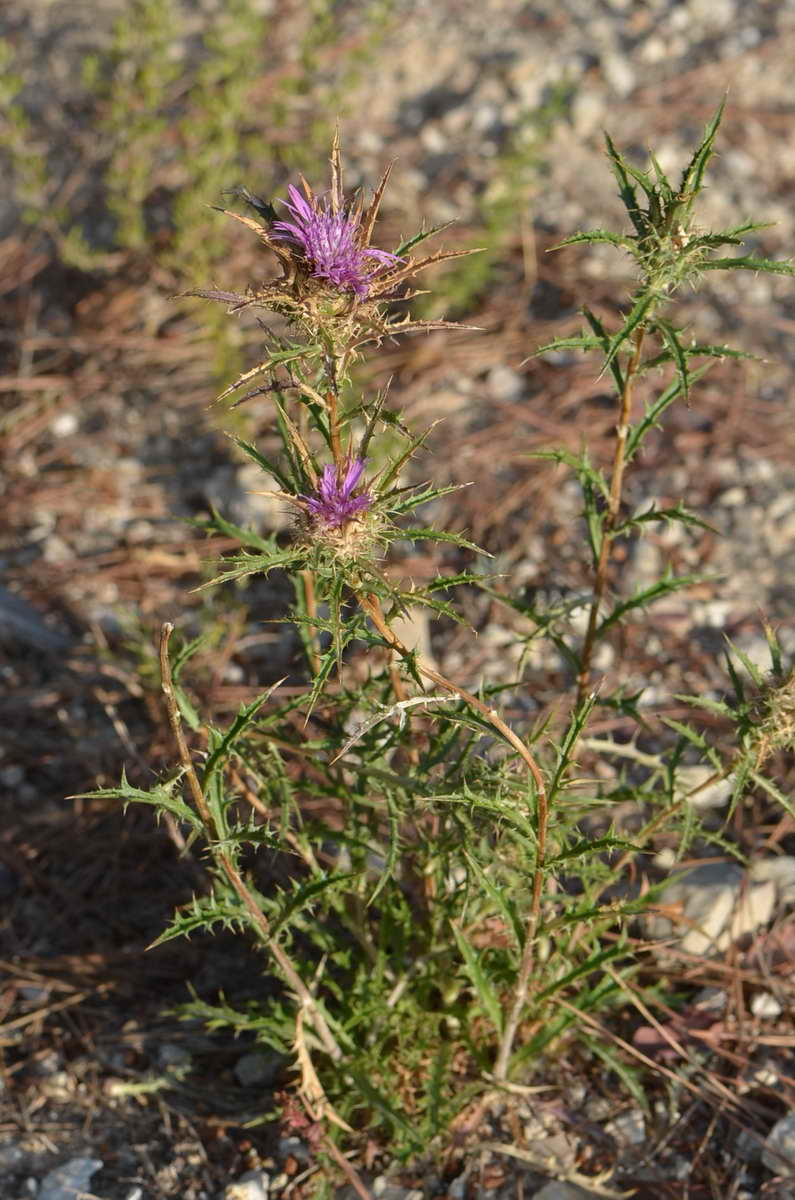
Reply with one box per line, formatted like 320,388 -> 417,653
301,458 -> 371,529
272,184 -> 400,299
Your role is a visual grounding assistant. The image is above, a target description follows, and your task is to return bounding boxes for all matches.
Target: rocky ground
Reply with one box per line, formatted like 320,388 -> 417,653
4,0 -> 795,1196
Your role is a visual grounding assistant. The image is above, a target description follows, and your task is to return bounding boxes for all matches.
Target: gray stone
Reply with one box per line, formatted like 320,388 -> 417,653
650,862 -> 776,955
531,1182 -> 602,1199
372,1181 -> 423,1200
763,1112 -> 795,1175
674,765 -> 733,811
39,1157 -> 103,1200
234,1050 -> 284,1088
157,1042 -> 192,1070
750,857 -> 795,906
225,1170 -> 270,1200
605,1108 -> 645,1146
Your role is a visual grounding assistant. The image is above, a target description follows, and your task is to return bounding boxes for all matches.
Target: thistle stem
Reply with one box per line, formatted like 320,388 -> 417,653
575,325 -> 647,708
300,569 -> 322,676
158,623 -> 342,1063
357,594 -> 547,1080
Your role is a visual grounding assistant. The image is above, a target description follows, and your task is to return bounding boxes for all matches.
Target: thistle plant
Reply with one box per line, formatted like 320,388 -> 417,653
92,107 -> 795,1184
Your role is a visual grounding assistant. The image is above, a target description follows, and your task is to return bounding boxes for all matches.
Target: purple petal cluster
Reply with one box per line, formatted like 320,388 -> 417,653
272,185 -> 399,298
302,458 -> 372,529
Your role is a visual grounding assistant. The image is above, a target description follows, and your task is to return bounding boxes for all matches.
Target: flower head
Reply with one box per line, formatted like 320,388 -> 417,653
302,458 -> 372,529
272,185 -> 400,299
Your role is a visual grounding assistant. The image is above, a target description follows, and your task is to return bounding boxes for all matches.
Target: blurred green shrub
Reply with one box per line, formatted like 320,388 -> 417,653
0,0 -> 393,375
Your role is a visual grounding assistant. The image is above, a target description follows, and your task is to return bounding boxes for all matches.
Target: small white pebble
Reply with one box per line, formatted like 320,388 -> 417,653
751,992 -> 783,1019
50,412 -> 79,438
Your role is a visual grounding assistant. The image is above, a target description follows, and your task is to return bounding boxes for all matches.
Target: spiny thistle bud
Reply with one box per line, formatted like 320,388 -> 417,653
301,458 -> 372,529
299,457 -> 379,560
272,184 -> 401,299
183,131 -> 477,405
751,668 -> 795,768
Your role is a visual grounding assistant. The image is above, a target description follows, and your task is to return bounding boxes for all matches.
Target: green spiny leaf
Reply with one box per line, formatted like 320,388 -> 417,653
450,921 -> 504,1036
702,255 -> 795,276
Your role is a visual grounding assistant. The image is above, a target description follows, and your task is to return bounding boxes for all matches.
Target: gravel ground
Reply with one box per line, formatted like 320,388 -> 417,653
4,0 -> 795,1197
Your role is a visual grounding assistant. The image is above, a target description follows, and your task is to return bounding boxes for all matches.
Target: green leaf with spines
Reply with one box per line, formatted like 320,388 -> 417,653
724,638 -> 765,690
549,834 -> 640,866
624,363 -> 712,462
673,692 -> 734,719
450,921 -> 504,1036
701,255 -> 795,276
640,342 -> 760,372
655,316 -> 691,401
585,1036 -> 651,1116
385,481 -> 469,514
192,507 -> 281,554
463,852 -> 524,949
395,220 -> 454,258
537,941 -> 629,1001
149,891 -> 248,947
270,870 -> 361,937
596,569 -> 704,636
649,151 -> 674,204
762,621 -> 785,679
230,434 -> 293,493
532,333 -> 604,357
599,289 -> 657,378
678,98 -> 725,218
551,229 -> 636,252
603,131 -> 648,239
79,768 -> 203,832
613,500 -> 718,537
367,791 -> 402,907
399,526 -> 487,554
549,696 -> 597,797
582,305 -> 625,393
531,447 -> 610,502
202,685 -> 281,791
373,423 -> 438,494
200,547 -> 304,589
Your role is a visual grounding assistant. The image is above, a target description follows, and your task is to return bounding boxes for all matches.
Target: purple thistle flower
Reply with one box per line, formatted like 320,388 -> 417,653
302,458 -> 372,529
272,185 -> 399,299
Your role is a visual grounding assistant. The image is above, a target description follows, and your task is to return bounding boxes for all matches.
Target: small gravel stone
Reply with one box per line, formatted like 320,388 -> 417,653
674,764 -> 733,811
50,412 -> 78,438
530,1182 -> 603,1199
157,1042 -> 192,1070
606,1108 -> 645,1146
751,991 -> 783,1019
38,1157 -> 103,1200
750,857 -> 795,906
234,1050 -> 285,1088
763,1112 -> 795,1175
225,1169 -> 270,1200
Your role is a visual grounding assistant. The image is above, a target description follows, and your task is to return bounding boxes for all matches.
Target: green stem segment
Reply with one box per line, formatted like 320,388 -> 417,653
575,325 -> 647,708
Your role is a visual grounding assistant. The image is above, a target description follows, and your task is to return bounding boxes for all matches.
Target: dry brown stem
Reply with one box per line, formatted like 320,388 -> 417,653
158,622 -> 342,1063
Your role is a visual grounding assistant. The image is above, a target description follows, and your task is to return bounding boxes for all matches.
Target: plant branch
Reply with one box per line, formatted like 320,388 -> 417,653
576,324 -> 647,707
356,594 -> 547,1080
158,622 -> 342,1063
